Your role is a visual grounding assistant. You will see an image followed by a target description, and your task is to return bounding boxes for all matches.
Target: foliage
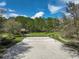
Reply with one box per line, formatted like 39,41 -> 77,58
0,33 -> 24,57
63,2 -> 79,39
33,18 -> 46,32
61,2 -> 79,55
3,19 -> 22,34
15,16 -> 29,28
47,18 -> 60,32
15,16 -> 60,32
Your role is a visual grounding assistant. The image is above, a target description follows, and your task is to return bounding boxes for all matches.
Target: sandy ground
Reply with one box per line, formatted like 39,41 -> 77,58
2,37 -> 79,59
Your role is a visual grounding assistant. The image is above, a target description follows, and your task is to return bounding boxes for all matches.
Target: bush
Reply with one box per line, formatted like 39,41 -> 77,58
0,34 -> 15,46
48,32 -> 69,43
64,41 -> 79,55
14,33 -> 22,37
48,32 -> 60,39
65,41 -> 79,49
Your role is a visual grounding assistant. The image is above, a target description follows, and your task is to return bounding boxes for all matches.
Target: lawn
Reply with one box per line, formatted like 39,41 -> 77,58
26,32 -> 54,37
48,32 -> 71,43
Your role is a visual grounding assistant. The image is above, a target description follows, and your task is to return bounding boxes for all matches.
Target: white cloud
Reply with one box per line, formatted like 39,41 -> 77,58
20,15 -> 27,17
0,8 -> 7,12
74,0 -> 79,4
61,0 -> 71,3
3,13 -> 27,18
9,13 -> 27,17
61,11 -> 71,16
0,2 -> 6,6
3,14 -> 8,18
8,9 -> 16,12
9,13 -> 19,17
31,11 -> 44,19
61,0 -> 79,4
65,12 -> 71,16
61,11 -> 74,19
48,4 -> 62,14
2,13 -> 19,18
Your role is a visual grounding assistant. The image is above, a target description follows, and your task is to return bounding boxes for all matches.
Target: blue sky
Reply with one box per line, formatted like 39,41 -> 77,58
0,0 -> 79,18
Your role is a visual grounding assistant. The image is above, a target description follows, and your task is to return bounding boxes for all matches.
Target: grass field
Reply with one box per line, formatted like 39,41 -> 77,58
26,32 -> 50,37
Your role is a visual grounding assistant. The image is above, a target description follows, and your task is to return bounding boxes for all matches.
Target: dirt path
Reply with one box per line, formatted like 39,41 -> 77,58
3,37 -> 79,59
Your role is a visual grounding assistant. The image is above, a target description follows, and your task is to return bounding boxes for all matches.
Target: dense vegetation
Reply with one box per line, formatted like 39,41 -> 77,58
61,2 -> 79,55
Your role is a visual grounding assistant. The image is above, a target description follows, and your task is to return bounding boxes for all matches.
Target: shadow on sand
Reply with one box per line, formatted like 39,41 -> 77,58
2,42 -> 33,59
62,43 -> 79,57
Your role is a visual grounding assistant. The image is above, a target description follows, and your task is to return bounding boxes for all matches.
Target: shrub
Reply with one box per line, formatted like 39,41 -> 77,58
48,32 -> 60,39
0,34 -> 15,46
65,41 -> 79,49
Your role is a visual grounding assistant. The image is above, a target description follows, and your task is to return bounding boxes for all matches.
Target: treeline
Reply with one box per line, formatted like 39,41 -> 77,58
0,16 -> 63,35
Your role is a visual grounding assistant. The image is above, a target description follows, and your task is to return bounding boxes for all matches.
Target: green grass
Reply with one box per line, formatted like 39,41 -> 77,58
26,32 -> 51,37
14,37 -> 24,43
48,32 -> 70,43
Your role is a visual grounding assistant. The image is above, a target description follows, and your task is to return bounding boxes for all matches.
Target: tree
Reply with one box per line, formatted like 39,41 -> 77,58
3,19 -> 22,34
15,16 -> 28,29
33,17 -> 46,32
25,17 -> 34,32
46,17 -> 59,32
0,8 -> 6,32
64,2 -> 79,39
